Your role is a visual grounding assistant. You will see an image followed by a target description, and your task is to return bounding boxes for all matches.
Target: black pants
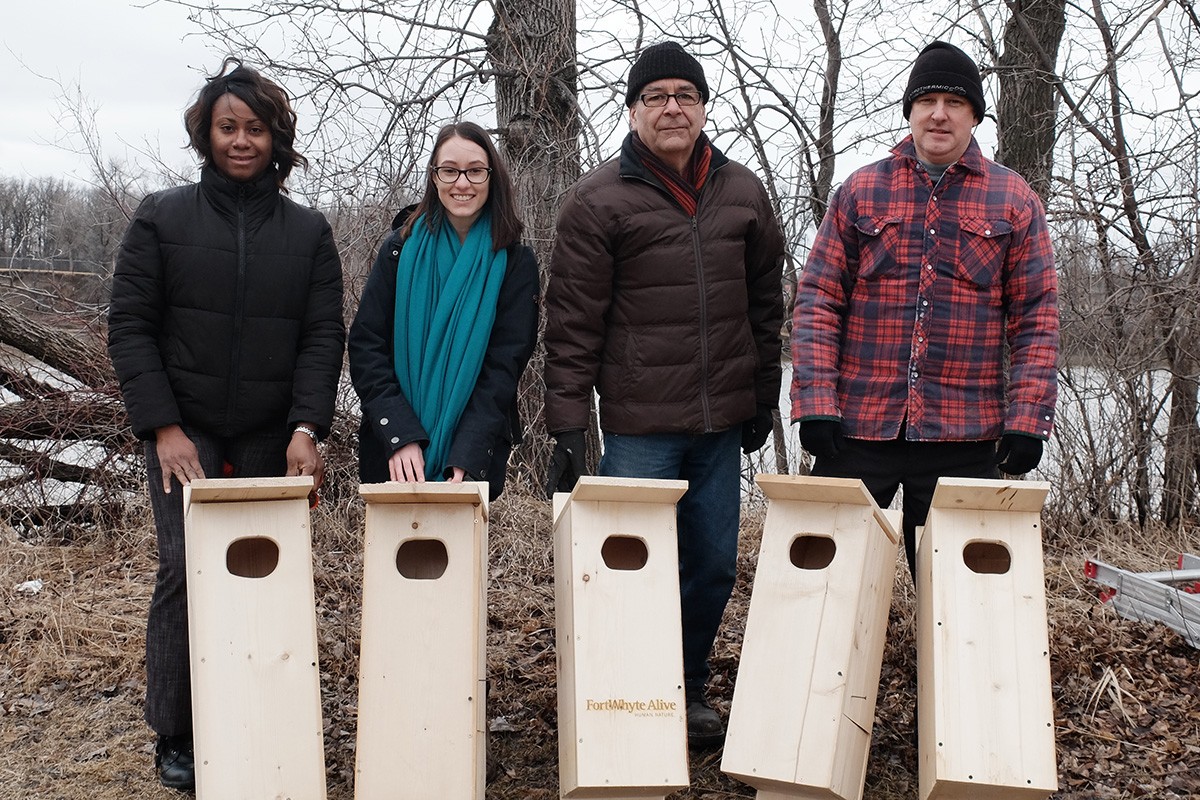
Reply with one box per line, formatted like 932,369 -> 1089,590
812,436 -> 999,584
142,426 -> 288,736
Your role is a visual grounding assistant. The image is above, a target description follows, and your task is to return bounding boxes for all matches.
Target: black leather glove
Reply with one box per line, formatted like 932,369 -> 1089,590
995,433 -> 1043,475
799,419 -> 844,461
741,405 -> 775,454
545,429 -> 587,498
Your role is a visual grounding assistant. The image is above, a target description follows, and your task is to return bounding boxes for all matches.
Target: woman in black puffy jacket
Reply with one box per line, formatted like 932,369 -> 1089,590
106,58 -> 344,791
349,121 -> 538,501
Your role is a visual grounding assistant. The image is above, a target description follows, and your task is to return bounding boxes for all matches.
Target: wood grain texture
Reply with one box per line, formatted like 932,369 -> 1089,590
722,476 -> 898,800
355,483 -> 488,799
185,478 -> 326,800
554,479 -> 689,799
917,479 -> 1057,800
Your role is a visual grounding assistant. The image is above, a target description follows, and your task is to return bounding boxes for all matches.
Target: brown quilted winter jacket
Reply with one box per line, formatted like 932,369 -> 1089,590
543,134 -> 786,435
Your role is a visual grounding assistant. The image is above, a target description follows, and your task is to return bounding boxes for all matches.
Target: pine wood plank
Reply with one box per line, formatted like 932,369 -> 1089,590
555,479 -> 690,799
184,475 -> 313,505
917,479 -> 1056,800
185,478 -> 326,800
354,486 -> 488,799
359,481 -> 488,519
723,476 -> 898,800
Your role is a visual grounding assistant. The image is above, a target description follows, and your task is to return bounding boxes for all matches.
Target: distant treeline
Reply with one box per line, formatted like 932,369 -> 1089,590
0,176 -> 129,269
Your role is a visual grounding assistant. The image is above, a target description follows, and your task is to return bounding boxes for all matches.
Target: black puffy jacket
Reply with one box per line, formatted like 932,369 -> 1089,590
348,209 -> 539,499
108,165 -> 345,440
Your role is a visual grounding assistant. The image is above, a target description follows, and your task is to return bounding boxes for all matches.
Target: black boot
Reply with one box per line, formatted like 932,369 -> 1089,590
685,690 -> 726,750
155,733 -> 195,791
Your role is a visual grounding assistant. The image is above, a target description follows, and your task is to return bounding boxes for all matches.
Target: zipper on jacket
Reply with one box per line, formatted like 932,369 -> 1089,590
226,187 -> 248,426
690,213 -> 712,431
622,167 -> 720,433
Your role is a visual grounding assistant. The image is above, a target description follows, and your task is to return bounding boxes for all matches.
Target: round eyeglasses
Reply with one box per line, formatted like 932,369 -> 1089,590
431,166 -> 492,184
639,90 -> 703,107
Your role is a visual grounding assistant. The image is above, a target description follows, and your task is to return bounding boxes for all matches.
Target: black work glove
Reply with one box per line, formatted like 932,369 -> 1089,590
545,429 -> 587,498
995,433 -> 1043,475
741,405 -> 775,455
798,419 -> 844,461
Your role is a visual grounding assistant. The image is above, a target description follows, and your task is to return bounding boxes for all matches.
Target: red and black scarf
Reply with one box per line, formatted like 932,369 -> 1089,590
631,131 -> 713,216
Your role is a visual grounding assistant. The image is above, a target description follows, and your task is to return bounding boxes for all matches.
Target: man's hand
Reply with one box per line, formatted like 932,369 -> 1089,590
154,424 -> 205,494
545,430 -> 587,498
995,433 -> 1043,475
798,419 -> 844,461
741,405 -> 775,454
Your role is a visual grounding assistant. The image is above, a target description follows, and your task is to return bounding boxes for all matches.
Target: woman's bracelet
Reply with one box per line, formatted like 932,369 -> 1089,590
293,424 -> 320,444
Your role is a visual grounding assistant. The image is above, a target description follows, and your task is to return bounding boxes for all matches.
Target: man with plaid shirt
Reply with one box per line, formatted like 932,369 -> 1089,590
790,40 -> 1059,580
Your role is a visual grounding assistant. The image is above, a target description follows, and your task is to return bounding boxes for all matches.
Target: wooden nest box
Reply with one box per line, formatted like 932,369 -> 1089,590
355,482 -> 490,800
722,475 -> 900,800
916,478 -> 1057,800
553,476 -> 691,800
184,476 -> 327,800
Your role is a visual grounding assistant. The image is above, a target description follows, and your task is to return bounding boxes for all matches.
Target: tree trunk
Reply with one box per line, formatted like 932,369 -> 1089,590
1163,372 -> 1199,524
0,440 -> 137,490
1161,248 -> 1200,523
0,299 -> 113,387
810,0 -> 842,227
995,0 -> 1067,200
0,392 -> 128,441
488,0 -> 582,490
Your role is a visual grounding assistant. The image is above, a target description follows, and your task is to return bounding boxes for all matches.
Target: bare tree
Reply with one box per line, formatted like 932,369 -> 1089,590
488,0 -> 580,485
160,0 -> 857,483
893,0 -> 1200,526
974,0 -> 1200,523
991,0 -> 1068,200
1055,0 -> 1200,524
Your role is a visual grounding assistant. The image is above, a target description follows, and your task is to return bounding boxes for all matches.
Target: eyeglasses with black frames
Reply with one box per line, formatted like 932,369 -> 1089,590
431,166 -> 492,184
639,90 -> 703,108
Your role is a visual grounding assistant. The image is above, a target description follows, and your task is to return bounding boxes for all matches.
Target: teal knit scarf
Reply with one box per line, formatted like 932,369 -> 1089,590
392,213 -> 508,480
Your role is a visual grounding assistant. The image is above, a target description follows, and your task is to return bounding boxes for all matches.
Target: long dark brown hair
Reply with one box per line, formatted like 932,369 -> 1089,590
183,57 -> 307,190
402,122 -> 524,252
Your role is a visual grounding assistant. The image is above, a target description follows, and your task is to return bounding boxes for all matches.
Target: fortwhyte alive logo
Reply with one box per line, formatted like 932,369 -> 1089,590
585,698 -> 678,717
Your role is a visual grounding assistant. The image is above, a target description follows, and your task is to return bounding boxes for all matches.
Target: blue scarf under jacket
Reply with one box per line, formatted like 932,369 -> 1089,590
392,213 -> 507,480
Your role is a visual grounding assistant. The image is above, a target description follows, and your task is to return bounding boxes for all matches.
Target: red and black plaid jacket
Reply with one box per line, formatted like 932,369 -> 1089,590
790,135 -> 1058,442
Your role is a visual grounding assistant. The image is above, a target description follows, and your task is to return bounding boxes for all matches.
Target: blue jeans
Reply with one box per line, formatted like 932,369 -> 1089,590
599,427 -> 741,694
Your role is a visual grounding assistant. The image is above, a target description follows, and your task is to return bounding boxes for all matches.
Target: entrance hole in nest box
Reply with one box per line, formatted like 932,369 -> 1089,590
963,540 -> 1012,574
790,534 -> 836,570
396,538 -> 449,579
226,537 -> 280,578
601,535 -> 649,570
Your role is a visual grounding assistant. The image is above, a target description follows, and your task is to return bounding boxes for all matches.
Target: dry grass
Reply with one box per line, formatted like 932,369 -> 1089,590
2,487 -> 1198,799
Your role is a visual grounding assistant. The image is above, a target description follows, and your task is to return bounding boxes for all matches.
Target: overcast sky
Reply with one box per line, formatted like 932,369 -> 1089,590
2,2 -> 1011,190
2,1 -> 216,183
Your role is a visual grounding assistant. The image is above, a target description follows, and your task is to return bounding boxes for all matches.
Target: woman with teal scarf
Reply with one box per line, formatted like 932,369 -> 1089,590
349,122 -> 538,499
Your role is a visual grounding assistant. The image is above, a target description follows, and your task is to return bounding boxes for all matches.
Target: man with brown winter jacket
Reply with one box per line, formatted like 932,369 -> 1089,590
542,40 -> 786,749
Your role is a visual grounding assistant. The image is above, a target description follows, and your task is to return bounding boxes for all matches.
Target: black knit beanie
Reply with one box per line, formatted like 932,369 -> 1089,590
902,41 -> 985,122
625,41 -> 710,107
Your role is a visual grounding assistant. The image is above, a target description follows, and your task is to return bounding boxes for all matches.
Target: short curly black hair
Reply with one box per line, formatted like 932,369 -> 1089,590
183,57 -> 307,189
